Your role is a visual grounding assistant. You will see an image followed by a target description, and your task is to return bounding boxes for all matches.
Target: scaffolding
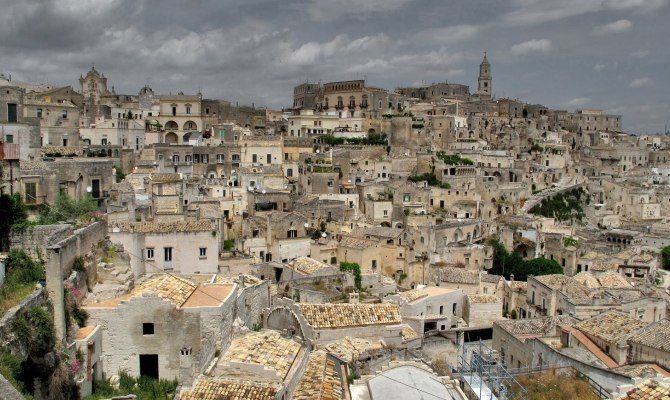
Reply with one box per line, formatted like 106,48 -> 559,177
456,340 -> 527,400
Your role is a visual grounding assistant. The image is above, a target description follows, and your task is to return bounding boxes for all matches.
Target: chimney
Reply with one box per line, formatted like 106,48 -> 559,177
349,292 -> 359,304
46,245 -> 67,346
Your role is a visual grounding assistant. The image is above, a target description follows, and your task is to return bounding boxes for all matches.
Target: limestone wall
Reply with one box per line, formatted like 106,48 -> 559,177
0,373 -> 24,400
10,223 -> 73,260
0,288 -> 47,362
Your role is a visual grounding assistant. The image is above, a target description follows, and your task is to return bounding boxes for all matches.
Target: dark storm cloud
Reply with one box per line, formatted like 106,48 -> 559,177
0,0 -> 668,132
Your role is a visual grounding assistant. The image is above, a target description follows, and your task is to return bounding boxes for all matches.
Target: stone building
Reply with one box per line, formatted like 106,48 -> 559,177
109,220 -> 219,276
85,274 -> 237,382
628,319 -> 670,370
19,156 -> 115,206
388,286 -> 464,334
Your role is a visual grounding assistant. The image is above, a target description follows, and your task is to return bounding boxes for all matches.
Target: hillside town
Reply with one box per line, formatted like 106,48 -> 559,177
1,53 -> 670,400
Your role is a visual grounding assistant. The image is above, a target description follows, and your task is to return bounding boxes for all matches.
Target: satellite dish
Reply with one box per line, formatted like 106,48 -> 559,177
86,186 -> 92,193
248,186 -> 254,191
316,149 -> 320,153
112,227 -> 120,233
261,189 -> 266,194
304,223 -> 310,228
321,232 -> 327,238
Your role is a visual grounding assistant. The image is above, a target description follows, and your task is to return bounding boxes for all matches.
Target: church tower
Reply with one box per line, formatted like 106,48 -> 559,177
477,52 -> 492,100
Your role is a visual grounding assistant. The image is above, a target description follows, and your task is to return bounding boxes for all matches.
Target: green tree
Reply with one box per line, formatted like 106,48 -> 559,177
488,239 -> 562,281
115,167 -> 126,183
340,262 -> 362,291
662,246 -> 670,270
37,194 -> 98,225
0,193 -> 28,251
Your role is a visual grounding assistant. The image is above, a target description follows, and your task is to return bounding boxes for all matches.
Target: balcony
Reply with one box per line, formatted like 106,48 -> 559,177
348,103 -> 356,109
360,102 -> 368,109
335,103 -> 344,110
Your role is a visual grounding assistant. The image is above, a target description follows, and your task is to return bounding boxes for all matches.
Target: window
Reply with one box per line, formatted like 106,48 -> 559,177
146,248 -> 154,260
62,110 -> 68,119
199,247 -> 207,258
180,347 -> 191,356
143,323 -> 154,335
36,108 -> 42,118
217,154 -> 224,163
287,229 -> 297,238
24,182 -> 37,204
452,303 -> 457,314
5,134 -> 13,143
267,154 -> 272,164
439,305 -> 444,315
383,210 -> 388,216
7,103 -> 17,123
185,105 -> 191,114
252,154 -> 257,163
164,247 -> 173,262
287,168 -> 293,177
372,260 -> 377,270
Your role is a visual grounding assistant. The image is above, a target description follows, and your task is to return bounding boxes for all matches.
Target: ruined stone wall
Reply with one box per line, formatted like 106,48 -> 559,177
0,289 -> 47,362
235,281 -> 270,329
10,224 -> 73,260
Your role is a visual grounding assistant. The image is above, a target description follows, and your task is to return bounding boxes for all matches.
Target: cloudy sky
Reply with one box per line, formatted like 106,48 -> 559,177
1,0 -> 668,133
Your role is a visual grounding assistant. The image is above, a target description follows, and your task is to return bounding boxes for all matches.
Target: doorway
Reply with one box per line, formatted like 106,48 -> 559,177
139,354 -> 159,379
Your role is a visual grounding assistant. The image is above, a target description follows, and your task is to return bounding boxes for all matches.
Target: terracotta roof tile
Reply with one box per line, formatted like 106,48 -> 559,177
575,310 -> 646,344
222,330 -> 301,380
181,378 -> 277,400
293,350 -> 345,400
299,303 -> 401,329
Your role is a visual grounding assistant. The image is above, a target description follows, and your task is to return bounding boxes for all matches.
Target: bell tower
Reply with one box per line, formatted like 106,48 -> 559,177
477,52 -> 492,100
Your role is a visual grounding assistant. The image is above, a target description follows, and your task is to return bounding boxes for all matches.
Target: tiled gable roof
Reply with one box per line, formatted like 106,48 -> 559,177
222,330 -> 301,380
575,310 -> 646,344
299,303 -> 401,329
180,378 -> 277,400
629,319 -> 670,353
293,350 -> 345,400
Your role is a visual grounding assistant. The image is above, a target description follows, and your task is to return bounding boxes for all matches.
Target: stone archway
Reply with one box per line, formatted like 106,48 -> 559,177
266,306 -> 305,339
165,132 -> 178,144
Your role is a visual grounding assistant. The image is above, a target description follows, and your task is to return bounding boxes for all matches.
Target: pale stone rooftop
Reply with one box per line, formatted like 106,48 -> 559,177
575,310 -> 646,344
149,172 -> 182,182
289,256 -> 331,275
398,286 -> 457,304
299,303 -> 402,329
323,337 -> 375,363
468,294 -> 500,303
221,330 -> 302,380
435,267 -> 479,285
86,274 -> 233,309
495,316 -> 576,339
629,319 -> 670,353
111,219 -> 213,233
293,350 -> 345,400
401,325 -> 421,342
338,235 -> 378,249
180,378 -> 277,400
